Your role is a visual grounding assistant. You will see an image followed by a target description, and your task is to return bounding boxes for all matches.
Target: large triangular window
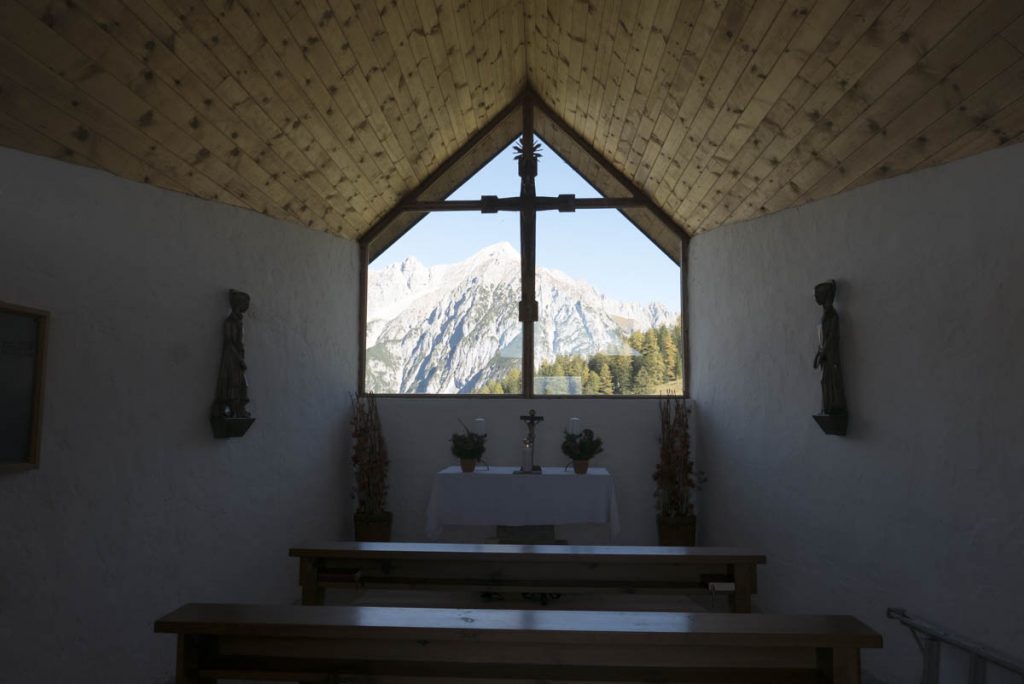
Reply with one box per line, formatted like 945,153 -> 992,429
360,92 -> 688,397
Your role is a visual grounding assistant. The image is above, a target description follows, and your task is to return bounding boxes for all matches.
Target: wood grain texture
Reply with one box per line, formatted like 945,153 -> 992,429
288,541 -> 766,610
155,603 -> 879,644
0,0 -> 1022,239
154,603 -> 882,683
289,540 -> 766,563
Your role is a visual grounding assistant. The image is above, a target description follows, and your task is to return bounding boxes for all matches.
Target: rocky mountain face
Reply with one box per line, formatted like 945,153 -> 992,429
366,242 -> 677,393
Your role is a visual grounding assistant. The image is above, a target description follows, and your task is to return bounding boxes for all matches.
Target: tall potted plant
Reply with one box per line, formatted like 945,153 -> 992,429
351,393 -> 391,541
653,398 -> 696,546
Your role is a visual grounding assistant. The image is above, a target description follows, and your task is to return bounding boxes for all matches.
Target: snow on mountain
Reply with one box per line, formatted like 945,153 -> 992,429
366,242 -> 677,393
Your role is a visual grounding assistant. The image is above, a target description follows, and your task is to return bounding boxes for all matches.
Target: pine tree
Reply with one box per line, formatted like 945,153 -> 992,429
470,321 -> 686,397
503,367 -> 522,393
598,363 -> 614,394
658,325 -> 680,381
611,354 -> 633,394
635,365 -> 655,392
639,329 -> 665,389
478,380 -> 504,394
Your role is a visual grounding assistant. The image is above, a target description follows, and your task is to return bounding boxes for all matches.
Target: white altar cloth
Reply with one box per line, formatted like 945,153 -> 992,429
424,465 -> 620,539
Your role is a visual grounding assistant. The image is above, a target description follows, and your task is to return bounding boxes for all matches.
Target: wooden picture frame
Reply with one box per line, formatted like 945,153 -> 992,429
0,301 -> 49,471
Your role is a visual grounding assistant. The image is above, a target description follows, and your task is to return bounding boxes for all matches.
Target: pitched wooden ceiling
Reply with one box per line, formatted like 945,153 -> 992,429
1,0 -> 1022,243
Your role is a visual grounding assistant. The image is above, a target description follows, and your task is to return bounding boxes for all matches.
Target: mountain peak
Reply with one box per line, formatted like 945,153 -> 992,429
399,255 -> 423,271
367,241 -> 677,393
469,241 -> 519,262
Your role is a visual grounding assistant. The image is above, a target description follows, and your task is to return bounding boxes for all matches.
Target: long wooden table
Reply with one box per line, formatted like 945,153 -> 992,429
155,603 -> 883,683
290,541 -> 766,612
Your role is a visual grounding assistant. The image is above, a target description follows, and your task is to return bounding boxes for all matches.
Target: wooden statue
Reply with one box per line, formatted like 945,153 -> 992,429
211,289 -> 254,438
813,280 -> 848,435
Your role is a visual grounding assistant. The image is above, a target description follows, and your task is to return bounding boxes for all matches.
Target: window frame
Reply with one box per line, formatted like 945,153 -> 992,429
357,90 -> 690,399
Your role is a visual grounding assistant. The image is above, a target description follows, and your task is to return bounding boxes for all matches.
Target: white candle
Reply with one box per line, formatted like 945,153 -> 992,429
521,439 -> 532,472
473,418 -> 486,435
568,417 -> 581,435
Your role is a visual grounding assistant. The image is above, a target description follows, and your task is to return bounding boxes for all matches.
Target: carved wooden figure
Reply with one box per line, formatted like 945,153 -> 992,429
210,289 -> 254,438
813,280 -> 848,436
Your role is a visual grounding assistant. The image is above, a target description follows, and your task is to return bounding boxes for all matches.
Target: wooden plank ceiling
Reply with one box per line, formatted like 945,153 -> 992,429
0,0 -> 1022,242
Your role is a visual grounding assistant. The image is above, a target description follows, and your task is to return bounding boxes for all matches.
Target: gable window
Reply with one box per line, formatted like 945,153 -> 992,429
360,95 -> 687,397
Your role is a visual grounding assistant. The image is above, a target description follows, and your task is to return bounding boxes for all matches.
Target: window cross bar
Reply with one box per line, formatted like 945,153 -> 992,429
398,195 -> 642,213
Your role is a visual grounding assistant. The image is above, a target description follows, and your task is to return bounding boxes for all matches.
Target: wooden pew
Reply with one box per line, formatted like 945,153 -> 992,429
289,541 -> 765,612
155,603 -> 883,683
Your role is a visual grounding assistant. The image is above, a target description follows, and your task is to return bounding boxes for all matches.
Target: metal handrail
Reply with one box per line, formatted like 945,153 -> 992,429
888,608 -> 1024,684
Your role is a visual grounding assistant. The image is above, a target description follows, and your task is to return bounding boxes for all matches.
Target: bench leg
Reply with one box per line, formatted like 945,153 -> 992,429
729,564 -> 754,613
300,557 -> 326,605
818,646 -> 861,684
177,635 -> 215,684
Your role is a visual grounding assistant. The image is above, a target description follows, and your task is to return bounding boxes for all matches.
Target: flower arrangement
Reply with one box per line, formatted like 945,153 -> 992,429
561,428 -> 604,461
450,420 -> 487,461
653,398 -> 695,521
351,393 -> 388,516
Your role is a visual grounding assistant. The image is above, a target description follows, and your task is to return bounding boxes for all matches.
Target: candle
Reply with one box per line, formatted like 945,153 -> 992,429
521,439 -> 532,472
472,418 -> 486,435
568,417 -> 581,435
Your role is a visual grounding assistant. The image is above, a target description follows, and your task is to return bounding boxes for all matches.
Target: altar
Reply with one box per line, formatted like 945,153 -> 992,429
424,465 -> 620,539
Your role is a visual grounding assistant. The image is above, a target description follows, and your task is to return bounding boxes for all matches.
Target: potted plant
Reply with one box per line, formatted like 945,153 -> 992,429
351,393 -> 391,541
653,398 -> 696,546
561,428 -> 604,474
450,421 -> 486,472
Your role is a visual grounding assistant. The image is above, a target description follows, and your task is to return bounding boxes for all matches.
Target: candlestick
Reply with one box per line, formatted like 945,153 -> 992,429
521,439 -> 532,472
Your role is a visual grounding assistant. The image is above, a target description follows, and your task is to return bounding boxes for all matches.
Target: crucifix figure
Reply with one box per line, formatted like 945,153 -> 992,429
518,409 -> 544,474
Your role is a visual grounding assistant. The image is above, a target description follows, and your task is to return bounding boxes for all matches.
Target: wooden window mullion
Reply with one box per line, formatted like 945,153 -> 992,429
518,96 -> 538,398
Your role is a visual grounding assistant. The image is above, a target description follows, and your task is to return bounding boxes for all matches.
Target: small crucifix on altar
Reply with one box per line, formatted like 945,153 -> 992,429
517,409 -> 544,474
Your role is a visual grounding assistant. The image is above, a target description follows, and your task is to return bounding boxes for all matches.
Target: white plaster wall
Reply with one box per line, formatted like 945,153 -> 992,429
689,144 -> 1024,681
0,149 -> 359,683
378,397 -> 683,545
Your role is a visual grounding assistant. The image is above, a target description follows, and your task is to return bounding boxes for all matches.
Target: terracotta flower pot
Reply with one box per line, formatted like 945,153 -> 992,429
657,514 -> 696,546
353,511 -> 393,542
460,458 -> 476,473
573,460 -> 589,474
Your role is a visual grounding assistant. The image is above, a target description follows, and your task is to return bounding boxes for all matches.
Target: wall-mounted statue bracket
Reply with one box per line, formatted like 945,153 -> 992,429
210,289 -> 254,439
813,280 -> 848,436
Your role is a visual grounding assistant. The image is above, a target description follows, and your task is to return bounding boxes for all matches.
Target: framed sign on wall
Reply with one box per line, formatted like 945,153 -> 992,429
0,301 -> 49,471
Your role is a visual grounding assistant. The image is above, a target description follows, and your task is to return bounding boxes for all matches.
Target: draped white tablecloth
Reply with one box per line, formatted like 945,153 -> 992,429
424,465 -> 620,539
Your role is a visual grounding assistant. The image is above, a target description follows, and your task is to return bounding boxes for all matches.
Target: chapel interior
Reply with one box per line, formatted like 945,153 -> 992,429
0,1 -> 1022,682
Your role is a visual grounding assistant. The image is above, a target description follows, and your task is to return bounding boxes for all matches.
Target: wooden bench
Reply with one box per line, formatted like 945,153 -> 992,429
289,541 -> 766,612
155,603 -> 883,683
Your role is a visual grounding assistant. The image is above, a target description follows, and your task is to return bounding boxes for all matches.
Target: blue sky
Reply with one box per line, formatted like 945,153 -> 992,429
371,138 -> 681,311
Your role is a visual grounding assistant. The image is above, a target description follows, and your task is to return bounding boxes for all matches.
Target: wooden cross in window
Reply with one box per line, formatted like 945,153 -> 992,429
391,97 -> 645,394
